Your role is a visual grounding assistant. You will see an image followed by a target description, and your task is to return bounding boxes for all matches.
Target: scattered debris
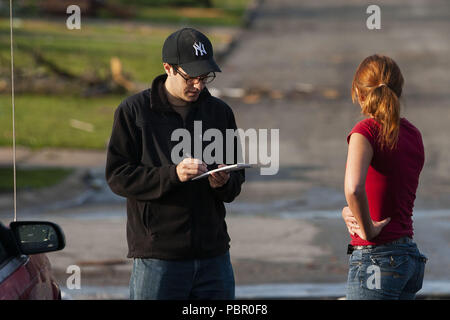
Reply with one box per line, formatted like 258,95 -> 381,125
243,93 -> 261,104
110,57 -> 136,93
0,80 -> 7,91
269,89 -> 284,100
295,83 -> 315,94
70,119 -> 94,133
207,83 -> 345,104
0,50 -> 144,96
33,51 -> 77,80
321,89 -> 340,99
222,87 -> 246,99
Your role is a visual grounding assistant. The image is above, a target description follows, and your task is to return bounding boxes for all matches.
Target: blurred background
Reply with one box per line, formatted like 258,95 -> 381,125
0,0 -> 449,299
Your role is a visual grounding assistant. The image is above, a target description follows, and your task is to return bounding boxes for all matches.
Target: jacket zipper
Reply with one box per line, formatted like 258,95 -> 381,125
170,106 -> 200,256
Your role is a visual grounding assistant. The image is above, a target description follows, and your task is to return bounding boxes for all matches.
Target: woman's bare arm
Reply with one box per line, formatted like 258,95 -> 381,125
344,133 -> 390,240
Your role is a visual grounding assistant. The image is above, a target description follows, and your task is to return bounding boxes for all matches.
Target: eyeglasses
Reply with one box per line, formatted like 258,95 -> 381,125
173,66 -> 216,85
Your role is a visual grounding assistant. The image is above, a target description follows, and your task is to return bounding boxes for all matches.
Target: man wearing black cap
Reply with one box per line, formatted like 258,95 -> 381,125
105,28 -> 245,300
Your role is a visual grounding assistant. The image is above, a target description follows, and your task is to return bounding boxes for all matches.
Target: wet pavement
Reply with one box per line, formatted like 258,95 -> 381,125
61,280 -> 450,300
212,0 -> 450,210
4,203 -> 448,299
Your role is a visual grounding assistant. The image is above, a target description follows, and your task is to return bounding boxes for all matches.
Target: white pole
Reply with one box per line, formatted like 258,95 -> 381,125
9,0 -> 17,222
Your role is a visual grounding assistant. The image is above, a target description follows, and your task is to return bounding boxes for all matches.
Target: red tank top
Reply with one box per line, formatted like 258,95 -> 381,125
347,118 -> 425,246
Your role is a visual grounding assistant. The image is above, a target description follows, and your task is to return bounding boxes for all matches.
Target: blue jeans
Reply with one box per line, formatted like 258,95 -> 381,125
129,251 -> 235,300
346,239 -> 427,300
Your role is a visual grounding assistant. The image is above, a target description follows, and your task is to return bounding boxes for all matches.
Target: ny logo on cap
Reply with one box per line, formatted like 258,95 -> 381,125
193,42 -> 207,56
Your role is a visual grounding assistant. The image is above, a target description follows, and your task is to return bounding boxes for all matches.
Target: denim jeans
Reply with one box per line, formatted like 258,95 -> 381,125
346,239 -> 427,300
129,251 -> 235,300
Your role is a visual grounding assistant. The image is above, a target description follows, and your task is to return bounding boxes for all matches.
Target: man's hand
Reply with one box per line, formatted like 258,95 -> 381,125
341,206 -> 391,240
208,164 -> 230,189
176,158 -> 207,182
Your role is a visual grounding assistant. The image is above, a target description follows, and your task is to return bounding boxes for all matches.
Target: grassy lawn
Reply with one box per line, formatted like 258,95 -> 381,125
0,166 -> 73,192
108,0 -> 252,27
0,93 -> 125,149
0,18 -> 233,150
0,19 -> 231,84
0,1 -> 251,191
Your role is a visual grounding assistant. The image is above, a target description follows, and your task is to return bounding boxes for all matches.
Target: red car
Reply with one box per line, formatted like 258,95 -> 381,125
0,221 -> 65,299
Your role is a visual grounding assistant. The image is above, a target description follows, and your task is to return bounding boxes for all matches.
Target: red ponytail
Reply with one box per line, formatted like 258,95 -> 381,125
351,55 -> 404,150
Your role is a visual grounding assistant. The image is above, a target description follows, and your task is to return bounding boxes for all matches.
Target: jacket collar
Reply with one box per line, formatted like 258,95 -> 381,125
149,74 -> 212,112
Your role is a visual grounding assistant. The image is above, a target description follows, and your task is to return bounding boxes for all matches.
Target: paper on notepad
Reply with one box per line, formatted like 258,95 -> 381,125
191,163 -> 253,181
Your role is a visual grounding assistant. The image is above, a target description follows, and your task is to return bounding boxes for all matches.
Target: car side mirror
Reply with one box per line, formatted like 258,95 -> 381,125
9,221 -> 65,255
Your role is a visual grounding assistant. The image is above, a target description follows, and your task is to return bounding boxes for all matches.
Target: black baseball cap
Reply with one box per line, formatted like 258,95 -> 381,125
162,28 -> 221,77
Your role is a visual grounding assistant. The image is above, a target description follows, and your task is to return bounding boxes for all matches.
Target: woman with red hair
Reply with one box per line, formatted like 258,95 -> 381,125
342,54 -> 428,299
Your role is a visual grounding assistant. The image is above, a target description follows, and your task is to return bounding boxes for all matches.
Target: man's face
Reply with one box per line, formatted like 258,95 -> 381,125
165,64 -> 206,103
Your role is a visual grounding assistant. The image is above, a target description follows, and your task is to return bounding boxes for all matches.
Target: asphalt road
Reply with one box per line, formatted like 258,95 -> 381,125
213,0 -> 450,210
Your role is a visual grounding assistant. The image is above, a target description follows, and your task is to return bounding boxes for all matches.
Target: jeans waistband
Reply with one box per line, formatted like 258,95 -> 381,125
347,237 -> 413,254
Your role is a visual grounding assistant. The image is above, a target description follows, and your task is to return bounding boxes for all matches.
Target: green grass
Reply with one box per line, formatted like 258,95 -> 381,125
0,167 -> 74,192
130,0 -> 251,26
0,94 -> 125,149
0,19 -> 232,83
0,19 -> 171,83
0,10 -> 240,150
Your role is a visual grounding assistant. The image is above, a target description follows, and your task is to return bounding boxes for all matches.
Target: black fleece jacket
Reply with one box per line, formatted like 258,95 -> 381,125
105,74 -> 245,259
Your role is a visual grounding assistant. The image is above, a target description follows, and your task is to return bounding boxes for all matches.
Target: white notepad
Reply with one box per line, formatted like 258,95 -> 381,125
191,163 -> 253,181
